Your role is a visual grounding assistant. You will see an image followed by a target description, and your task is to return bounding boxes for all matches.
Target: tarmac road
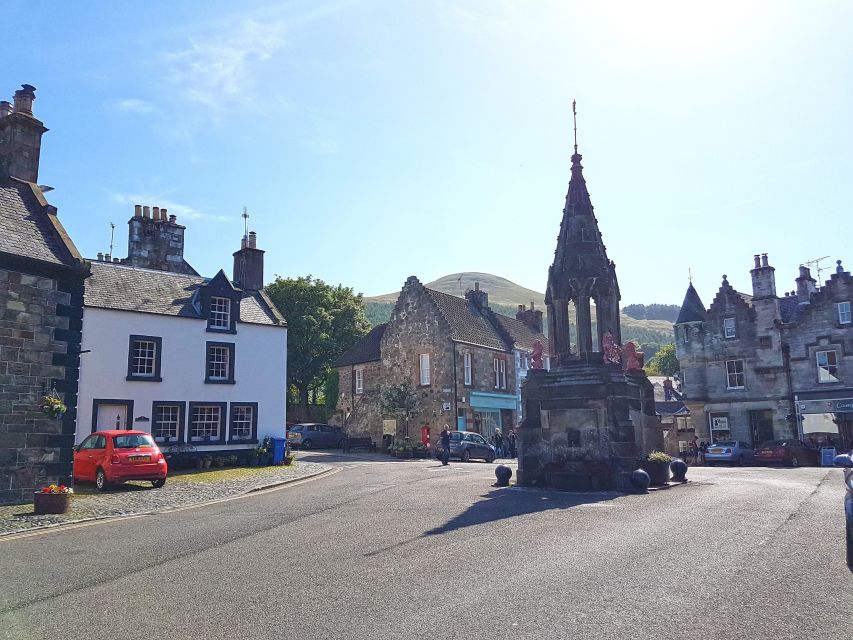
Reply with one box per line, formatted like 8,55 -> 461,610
1,455 -> 850,640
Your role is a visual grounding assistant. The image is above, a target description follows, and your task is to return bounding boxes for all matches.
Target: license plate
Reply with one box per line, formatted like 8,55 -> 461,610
710,449 -> 722,454
128,455 -> 151,463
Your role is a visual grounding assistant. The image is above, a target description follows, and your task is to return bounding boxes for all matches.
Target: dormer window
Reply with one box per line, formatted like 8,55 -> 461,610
209,297 -> 231,329
723,317 -> 737,339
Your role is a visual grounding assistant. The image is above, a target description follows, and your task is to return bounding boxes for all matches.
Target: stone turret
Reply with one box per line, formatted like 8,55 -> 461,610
0,84 -> 48,183
122,204 -> 199,275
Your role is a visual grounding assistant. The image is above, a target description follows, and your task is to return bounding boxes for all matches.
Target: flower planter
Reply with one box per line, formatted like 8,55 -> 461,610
641,461 -> 671,485
398,451 -> 412,459
33,492 -> 72,515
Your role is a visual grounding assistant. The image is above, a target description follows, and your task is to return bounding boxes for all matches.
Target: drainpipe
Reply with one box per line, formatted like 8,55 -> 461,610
782,343 -> 799,438
452,342 -> 459,431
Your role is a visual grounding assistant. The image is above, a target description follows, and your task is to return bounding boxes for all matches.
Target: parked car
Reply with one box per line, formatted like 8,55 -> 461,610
434,430 -> 496,463
832,453 -> 853,567
705,441 -> 753,466
73,430 -> 168,491
287,423 -> 345,449
753,439 -> 820,467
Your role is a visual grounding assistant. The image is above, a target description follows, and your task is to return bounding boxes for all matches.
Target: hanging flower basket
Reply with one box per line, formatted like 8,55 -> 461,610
34,484 -> 73,514
39,391 -> 67,419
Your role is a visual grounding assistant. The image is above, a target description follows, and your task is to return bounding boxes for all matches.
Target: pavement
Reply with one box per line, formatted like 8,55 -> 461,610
1,456 -> 851,640
0,458 -> 333,536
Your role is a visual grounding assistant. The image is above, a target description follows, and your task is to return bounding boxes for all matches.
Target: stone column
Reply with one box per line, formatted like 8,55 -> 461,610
575,295 -> 593,354
549,299 -> 571,365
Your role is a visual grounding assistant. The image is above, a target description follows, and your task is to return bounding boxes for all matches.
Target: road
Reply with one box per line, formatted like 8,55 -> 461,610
1,455 -> 850,640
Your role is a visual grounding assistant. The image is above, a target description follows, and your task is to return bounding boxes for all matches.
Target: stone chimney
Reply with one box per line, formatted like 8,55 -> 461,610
795,265 -> 817,302
0,84 -> 48,183
516,301 -> 544,333
750,252 -> 777,298
123,204 -> 198,275
465,281 -> 489,311
232,231 -> 265,291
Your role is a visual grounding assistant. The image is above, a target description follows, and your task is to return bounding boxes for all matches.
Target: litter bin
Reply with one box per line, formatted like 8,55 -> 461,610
271,437 -> 287,465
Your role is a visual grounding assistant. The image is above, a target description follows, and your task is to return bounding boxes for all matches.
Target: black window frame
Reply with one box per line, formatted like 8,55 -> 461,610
229,402 -> 259,444
151,401 -> 186,444
187,401 -> 228,445
126,335 -> 163,382
205,341 -> 236,384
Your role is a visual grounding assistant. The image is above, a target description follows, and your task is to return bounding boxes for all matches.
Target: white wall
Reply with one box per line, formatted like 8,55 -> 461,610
76,307 -> 287,448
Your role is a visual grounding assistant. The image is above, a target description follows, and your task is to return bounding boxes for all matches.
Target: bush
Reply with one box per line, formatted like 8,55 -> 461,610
646,450 -> 673,464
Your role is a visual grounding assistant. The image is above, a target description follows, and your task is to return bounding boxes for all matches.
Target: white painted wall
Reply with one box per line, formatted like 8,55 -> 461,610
76,307 -> 287,449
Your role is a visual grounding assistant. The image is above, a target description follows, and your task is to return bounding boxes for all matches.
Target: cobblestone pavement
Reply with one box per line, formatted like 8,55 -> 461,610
0,459 -> 332,536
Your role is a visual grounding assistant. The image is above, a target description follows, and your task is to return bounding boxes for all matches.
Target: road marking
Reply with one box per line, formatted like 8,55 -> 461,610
0,467 -> 340,543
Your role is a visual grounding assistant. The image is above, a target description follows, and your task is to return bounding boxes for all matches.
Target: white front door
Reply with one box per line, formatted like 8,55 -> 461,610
97,404 -> 128,430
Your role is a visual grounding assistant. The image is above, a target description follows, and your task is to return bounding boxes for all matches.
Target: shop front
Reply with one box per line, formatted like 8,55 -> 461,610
796,396 -> 853,452
469,391 -> 517,441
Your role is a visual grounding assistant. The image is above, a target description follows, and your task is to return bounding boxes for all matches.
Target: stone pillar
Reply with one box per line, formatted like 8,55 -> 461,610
576,295 -> 593,354
549,298 -> 571,365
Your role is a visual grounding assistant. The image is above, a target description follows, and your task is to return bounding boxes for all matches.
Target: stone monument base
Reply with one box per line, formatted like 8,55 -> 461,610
518,360 -> 655,491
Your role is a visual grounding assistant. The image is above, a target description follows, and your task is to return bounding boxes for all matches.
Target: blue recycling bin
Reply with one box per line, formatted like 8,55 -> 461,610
271,437 -> 287,465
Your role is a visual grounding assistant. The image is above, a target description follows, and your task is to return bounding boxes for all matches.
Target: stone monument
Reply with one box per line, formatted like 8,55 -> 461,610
517,104 -> 661,490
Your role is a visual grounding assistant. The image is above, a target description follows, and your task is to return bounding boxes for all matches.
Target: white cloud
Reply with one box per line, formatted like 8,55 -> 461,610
109,192 -> 231,223
105,98 -> 163,116
165,19 -> 288,118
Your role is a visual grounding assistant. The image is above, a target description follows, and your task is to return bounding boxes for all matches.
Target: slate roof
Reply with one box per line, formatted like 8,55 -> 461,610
424,289 -> 508,351
84,261 -> 284,326
655,401 -> 689,416
0,177 -> 83,267
493,314 -> 550,354
334,323 -> 387,367
675,283 -> 707,324
779,295 -> 805,323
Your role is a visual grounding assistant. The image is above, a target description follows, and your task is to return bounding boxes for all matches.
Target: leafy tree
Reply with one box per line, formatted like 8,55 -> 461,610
380,382 -> 419,439
323,369 -> 339,411
265,275 -> 371,415
645,343 -> 680,376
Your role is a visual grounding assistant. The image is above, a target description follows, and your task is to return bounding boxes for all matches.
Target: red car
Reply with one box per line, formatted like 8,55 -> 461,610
753,439 -> 820,467
73,430 -> 168,490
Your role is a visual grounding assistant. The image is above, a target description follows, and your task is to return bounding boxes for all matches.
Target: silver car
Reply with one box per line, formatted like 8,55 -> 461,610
705,440 -> 753,466
435,430 -> 496,463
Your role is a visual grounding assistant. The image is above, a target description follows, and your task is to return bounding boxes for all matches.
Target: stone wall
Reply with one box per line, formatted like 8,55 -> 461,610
0,266 -> 83,504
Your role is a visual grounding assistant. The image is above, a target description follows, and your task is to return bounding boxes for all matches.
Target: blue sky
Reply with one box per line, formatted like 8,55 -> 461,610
6,0 -> 853,306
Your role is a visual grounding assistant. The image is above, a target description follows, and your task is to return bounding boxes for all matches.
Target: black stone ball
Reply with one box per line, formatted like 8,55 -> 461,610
495,465 -> 513,486
670,459 -> 688,482
630,468 -> 651,491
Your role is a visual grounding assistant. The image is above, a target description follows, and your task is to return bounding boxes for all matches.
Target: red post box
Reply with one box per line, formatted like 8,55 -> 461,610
421,425 -> 431,447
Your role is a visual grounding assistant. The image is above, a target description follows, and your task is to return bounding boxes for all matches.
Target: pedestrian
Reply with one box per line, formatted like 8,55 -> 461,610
508,430 -> 517,458
493,429 -> 504,458
439,424 -> 451,465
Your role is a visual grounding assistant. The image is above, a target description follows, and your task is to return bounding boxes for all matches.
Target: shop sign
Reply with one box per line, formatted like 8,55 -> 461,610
834,399 -> 853,412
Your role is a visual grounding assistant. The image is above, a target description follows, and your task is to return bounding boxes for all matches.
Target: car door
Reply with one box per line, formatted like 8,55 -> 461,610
471,434 -> 490,458
320,425 -> 336,447
74,435 -> 98,480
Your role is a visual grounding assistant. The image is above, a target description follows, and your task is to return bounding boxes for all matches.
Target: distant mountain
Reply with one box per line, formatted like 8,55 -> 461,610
364,272 -> 675,353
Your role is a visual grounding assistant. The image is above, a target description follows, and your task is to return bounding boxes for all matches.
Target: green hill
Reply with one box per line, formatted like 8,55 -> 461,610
364,272 -> 674,357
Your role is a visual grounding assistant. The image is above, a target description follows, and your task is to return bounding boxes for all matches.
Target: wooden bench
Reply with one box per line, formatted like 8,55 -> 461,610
342,437 -> 376,453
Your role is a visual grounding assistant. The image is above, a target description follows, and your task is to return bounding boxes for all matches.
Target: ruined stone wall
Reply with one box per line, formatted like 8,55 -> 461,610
0,267 -> 83,504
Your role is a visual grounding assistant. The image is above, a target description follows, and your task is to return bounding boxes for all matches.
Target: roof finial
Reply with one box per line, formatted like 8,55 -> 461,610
688,267 -> 693,284
572,99 -> 578,155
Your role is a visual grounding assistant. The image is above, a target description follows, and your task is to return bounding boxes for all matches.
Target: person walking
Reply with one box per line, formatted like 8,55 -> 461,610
508,430 -> 517,458
439,425 -> 451,466
493,429 -> 504,458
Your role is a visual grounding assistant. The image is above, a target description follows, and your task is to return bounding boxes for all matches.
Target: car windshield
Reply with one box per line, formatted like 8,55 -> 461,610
113,434 -> 156,449
290,426 -> 304,432
714,441 -> 737,447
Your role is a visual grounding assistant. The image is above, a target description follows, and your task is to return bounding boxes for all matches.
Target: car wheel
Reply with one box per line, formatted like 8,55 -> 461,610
301,440 -> 312,450
151,478 -> 166,488
461,449 -> 471,463
485,454 -> 495,464
790,456 -> 800,468
736,455 -> 744,466
95,468 -> 108,491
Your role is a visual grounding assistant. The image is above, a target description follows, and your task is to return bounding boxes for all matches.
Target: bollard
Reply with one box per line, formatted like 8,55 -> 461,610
630,468 -> 650,492
494,465 -> 512,487
670,459 -> 688,483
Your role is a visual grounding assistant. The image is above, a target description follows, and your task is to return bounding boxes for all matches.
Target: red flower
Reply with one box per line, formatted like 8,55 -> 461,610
41,487 -> 50,493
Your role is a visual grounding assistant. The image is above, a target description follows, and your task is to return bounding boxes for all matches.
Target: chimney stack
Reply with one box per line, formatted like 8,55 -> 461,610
125,203 -> 197,275
796,265 -> 817,302
750,251 -> 777,298
465,282 -> 489,310
0,84 -> 48,183
516,301 -> 544,333
232,230 -> 265,291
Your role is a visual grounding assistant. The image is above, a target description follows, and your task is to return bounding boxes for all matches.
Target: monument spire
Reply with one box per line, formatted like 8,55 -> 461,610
573,99 -> 578,155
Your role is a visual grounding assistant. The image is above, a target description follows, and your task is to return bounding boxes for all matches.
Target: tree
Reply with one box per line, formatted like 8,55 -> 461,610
265,275 -> 371,415
380,383 -> 418,439
645,343 -> 680,377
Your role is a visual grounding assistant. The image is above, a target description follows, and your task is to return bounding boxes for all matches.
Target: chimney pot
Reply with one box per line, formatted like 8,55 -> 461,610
248,231 -> 257,249
97,252 -> 104,261
142,206 -> 151,219
518,304 -> 525,312
152,206 -> 161,220
753,254 -> 761,269
474,282 -> 480,291
134,205 -> 143,217
0,101 -> 11,118
761,253 -> 769,267
12,84 -> 35,115
104,253 -> 111,262
168,214 -> 176,224
113,257 -> 120,263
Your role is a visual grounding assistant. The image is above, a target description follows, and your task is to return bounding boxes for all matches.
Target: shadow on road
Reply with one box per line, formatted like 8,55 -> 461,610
423,487 -> 621,537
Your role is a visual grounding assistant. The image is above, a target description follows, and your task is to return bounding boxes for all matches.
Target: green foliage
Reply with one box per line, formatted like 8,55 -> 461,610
365,301 -> 395,327
380,382 -> 418,414
646,450 -> 673,464
622,303 -> 681,322
644,343 -> 680,376
265,275 -> 371,409
323,370 -> 340,411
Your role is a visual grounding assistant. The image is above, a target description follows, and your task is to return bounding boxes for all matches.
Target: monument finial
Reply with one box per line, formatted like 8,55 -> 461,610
572,99 -> 578,155
688,267 -> 693,284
